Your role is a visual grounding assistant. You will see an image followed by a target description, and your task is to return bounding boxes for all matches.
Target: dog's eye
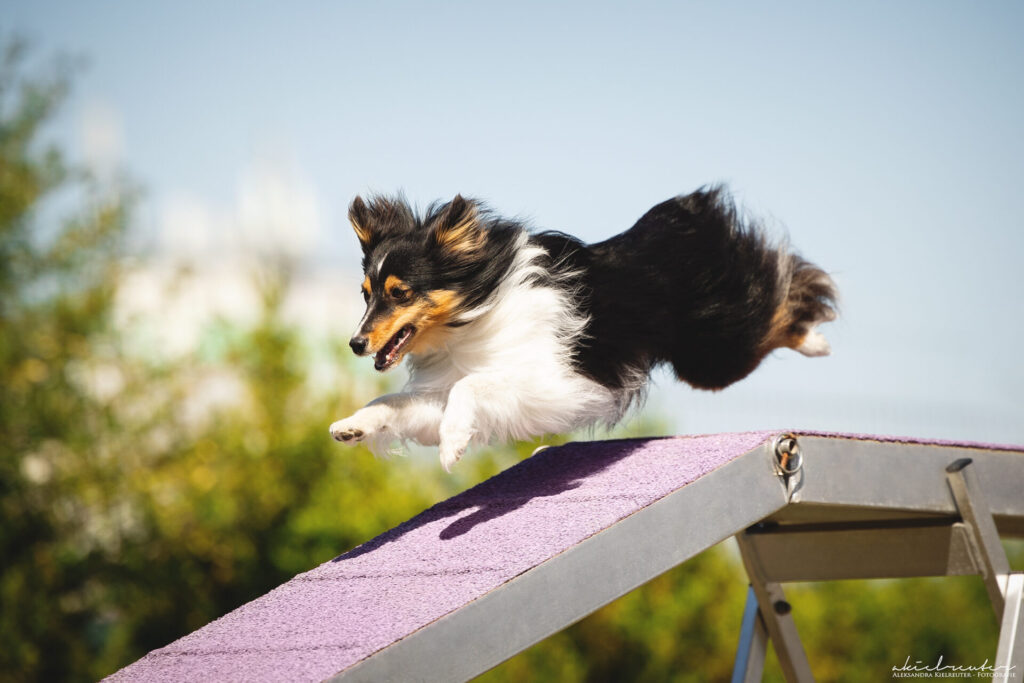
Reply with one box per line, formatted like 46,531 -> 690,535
390,286 -> 411,301
361,289 -> 370,303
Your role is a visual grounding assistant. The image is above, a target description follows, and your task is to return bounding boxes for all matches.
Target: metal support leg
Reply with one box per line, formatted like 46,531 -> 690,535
946,458 -> 1021,676
731,585 -> 768,683
995,572 -> 1024,678
736,533 -> 815,682
945,458 -> 1011,617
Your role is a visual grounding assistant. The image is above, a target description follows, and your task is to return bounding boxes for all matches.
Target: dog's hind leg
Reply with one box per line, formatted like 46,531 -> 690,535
768,256 -> 838,358
795,328 -> 831,357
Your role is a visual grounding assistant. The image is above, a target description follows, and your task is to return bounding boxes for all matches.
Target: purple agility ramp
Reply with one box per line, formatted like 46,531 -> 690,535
106,432 -> 1024,682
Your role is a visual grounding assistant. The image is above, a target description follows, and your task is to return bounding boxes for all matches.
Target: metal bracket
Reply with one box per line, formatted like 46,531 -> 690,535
771,433 -> 804,501
730,434 -> 813,681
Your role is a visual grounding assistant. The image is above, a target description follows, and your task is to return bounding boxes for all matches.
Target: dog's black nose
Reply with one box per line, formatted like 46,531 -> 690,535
349,336 -> 368,355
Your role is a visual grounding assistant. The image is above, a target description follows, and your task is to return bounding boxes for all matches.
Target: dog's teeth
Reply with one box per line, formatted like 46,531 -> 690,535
372,326 -> 414,371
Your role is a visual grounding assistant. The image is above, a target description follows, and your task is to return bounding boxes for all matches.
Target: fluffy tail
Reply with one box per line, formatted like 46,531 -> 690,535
666,185 -> 839,361
765,253 -> 838,357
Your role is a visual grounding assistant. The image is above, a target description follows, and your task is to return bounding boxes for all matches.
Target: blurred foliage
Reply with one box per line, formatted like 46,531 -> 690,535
1,39 -> 1021,683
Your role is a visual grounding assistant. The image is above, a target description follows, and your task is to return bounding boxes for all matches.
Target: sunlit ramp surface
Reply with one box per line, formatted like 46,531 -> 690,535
105,432 -> 1024,682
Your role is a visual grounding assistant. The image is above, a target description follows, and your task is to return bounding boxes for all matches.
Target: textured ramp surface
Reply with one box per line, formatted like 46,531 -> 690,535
106,431 -> 774,682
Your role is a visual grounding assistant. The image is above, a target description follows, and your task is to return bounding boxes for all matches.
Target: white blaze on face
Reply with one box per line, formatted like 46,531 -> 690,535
355,303 -> 375,340
374,251 -> 390,277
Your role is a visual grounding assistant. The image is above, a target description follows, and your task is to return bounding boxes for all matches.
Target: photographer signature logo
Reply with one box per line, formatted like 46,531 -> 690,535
892,656 -> 1017,679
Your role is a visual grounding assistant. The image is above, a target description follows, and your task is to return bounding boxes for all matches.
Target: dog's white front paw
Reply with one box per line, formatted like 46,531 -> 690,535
439,440 -> 468,472
330,405 -> 390,444
438,424 -> 473,472
329,419 -> 365,443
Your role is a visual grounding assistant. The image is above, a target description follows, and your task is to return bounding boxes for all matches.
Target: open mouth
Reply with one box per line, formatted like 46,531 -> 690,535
374,325 -> 415,371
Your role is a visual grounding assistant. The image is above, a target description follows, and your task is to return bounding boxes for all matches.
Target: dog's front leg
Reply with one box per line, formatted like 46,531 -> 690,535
330,391 -> 445,450
439,374 -> 509,471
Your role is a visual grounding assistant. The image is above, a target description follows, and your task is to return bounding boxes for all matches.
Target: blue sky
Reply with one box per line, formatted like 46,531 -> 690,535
8,1 -> 1024,444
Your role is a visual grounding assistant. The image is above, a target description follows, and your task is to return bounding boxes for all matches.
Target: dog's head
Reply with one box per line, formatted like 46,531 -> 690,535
347,194 -> 493,371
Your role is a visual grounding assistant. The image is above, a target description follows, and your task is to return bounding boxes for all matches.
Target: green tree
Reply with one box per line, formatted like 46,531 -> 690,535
0,41 -> 426,680
0,40 -> 133,679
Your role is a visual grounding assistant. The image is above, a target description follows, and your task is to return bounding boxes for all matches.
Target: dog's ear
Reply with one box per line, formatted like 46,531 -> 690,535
349,195 -> 413,252
429,194 -> 484,255
349,196 -> 374,246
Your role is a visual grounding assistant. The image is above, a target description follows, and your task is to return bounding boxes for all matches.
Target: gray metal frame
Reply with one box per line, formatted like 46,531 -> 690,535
330,435 -> 1024,682
730,437 -> 1024,682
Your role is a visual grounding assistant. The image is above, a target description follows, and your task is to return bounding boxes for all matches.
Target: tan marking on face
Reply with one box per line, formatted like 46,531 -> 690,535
365,304 -> 420,353
362,275 -> 372,297
362,290 -> 463,363
384,275 -> 410,296
405,290 -> 462,355
428,289 -> 461,318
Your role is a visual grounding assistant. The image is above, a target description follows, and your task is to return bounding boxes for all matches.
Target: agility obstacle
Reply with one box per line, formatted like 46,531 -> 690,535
106,432 -> 1024,682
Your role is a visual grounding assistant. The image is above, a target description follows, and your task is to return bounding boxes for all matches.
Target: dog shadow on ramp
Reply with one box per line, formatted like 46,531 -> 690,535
333,438 -> 651,561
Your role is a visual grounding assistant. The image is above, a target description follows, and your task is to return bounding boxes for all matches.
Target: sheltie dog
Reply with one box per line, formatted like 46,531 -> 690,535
330,187 -> 837,470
